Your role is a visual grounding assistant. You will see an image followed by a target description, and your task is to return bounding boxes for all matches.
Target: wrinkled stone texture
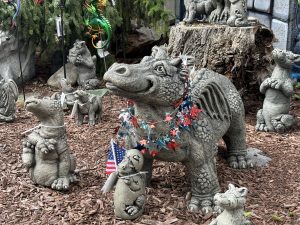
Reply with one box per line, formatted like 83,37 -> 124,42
168,24 -> 273,90
0,79 -> 18,122
256,49 -> 299,133
104,46 -> 252,214
210,184 -> 250,225
71,90 -> 103,126
114,149 -> 146,220
22,98 -> 76,190
183,0 -> 249,27
0,31 -> 35,84
47,40 -> 99,89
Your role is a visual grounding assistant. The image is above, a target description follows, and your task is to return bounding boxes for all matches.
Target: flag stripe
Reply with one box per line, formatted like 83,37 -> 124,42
105,140 -> 126,175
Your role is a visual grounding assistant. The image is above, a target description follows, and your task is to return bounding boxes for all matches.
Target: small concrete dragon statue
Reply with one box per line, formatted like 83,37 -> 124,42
0,79 -> 18,122
101,149 -> 146,220
22,97 -> 76,191
51,78 -> 76,110
183,0 -> 248,27
210,184 -> 250,225
71,90 -> 103,126
256,49 -> 300,133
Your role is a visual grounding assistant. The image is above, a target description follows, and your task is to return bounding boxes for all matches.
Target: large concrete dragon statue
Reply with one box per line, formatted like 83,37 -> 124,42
103,46 -> 252,213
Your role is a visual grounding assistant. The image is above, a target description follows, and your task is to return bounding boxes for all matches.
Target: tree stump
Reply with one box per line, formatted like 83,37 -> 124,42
168,23 -> 274,91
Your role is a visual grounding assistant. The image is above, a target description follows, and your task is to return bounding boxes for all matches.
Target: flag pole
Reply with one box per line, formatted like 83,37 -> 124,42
60,0 -> 66,79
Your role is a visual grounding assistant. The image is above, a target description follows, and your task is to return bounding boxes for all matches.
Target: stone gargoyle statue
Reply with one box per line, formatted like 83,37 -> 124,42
103,46 -> 252,214
256,49 -> 300,133
68,40 -> 100,88
47,40 -> 100,89
102,149 -> 146,220
71,90 -> 103,126
210,184 -> 250,225
22,97 -> 76,191
183,0 -> 249,27
0,79 -> 18,122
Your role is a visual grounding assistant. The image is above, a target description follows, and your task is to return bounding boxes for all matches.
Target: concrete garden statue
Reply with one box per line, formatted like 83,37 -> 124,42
51,78 -> 76,111
183,0 -> 249,27
0,79 -> 18,122
47,40 -> 100,89
102,149 -> 146,220
104,46 -> 253,214
210,184 -> 250,225
71,90 -> 103,126
22,97 -> 76,191
256,49 -> 300,133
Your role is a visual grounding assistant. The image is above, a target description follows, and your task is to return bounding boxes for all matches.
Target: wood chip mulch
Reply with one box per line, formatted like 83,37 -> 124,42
0,82 -> 299,225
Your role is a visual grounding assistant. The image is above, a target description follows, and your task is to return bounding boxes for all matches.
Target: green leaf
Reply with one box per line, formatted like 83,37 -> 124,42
271,213 -> 283,222
294,94 -> 300,100
244,211 -> 252,218
86,88 -> 109,97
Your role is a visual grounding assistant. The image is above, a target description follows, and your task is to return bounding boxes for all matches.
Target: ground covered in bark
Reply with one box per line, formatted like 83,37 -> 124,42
0,81 -> 299,225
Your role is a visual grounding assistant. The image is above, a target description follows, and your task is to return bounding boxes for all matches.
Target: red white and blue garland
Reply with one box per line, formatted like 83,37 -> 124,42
115,60 -> 202,157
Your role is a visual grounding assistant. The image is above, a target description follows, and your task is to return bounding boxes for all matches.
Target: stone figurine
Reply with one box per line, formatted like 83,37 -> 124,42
227,0 -> 248,27
256,49 -> 300,133
71,90 -> 103,126
183,0 -> 248,27
51,78 -> 76,110
113,149 -> 146,220
210,184 -> 250,225
0,79 -> 18,122
47,40 -> 100,89
104,46 -> 252,213
22,97 -> 76,191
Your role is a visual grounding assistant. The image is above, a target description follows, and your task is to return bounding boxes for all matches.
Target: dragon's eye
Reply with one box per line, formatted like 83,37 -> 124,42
154,65 -> 166,74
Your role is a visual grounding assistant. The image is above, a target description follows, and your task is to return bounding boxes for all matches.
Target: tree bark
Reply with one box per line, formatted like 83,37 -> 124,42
168,23 -> 274,91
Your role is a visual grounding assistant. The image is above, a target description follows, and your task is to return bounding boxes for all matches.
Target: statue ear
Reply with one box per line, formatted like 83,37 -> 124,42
293,54 -> 300,62
170,58 -> 182,67
228,183 -> 235,190
238,187 -> 248,197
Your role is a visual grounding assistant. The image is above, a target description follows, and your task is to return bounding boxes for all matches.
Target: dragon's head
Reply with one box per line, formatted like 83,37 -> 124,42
104,46 -> 194,106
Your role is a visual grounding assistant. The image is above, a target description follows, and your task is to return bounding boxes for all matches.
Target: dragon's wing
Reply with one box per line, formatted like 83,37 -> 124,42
8,79 -> 18,101
193,82 -> 231,121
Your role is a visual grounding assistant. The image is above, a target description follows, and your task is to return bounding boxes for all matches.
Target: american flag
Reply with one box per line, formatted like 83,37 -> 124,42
105,140 -> 126,175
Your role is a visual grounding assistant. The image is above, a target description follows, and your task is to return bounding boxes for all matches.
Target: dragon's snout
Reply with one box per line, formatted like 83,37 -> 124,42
106,63 -> 130,78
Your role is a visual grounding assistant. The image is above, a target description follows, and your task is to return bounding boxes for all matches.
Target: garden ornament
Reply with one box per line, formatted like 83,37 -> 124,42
71,89 -> 103,126
210,184 -> 250,225
103,46 -> 252,214
256,49 -> 300,133
102,149 -> 146,220
21,97 -> 76,191
68,40 -> 100,88
0,78 -> 18,122
183,0 -> 249,27
51,78 -> 76,110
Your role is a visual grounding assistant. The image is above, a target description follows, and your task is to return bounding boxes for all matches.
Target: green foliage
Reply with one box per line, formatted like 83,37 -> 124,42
0,0 -> 169,54
116,0 -> 171,35
244,211 -> 253,218
271,213 -> 283,222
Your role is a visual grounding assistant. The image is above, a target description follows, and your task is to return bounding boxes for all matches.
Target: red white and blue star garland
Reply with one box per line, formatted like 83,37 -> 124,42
115,58 -> 202,157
